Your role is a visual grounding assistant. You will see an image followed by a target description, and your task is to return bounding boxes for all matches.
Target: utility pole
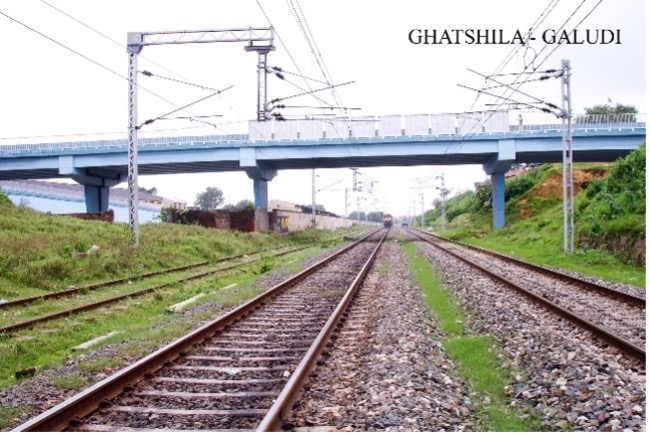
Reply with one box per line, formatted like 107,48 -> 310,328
351,168 -> 360,220
560,60 -> 574,253
420,193 -> 424,228
311,169 -> 316,227
435,173 -> 449,232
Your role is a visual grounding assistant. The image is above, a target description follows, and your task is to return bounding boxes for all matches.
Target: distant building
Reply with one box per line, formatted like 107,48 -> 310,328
268,199 -> 302,212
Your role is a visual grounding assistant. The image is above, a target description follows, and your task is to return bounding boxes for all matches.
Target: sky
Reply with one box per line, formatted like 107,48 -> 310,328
0,0 -> 645,217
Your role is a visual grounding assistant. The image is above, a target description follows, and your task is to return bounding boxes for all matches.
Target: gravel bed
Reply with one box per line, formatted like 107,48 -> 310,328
416,238 -> 646,432
0,236 -> 364,431
286,239 -> 474,431
431,238 -> 645,349
446,235 -> 645,301
543,264 -> 645,301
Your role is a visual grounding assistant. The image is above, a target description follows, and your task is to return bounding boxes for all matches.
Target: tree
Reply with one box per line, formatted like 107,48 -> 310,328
577,103 -> 638,124
234,199 -> 254,210
347,211 -> 366,220
585,103 -> 637,115
139,186 -> 158,195
366,211 -> 383,223
195,187 -> 224,210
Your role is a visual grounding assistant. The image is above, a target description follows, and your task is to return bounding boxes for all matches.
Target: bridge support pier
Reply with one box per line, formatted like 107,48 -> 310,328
483,139 -> 515,230
241,148 -> 277,232
60,157 -> 125,213
491,172 -> 506,229
253,178 -> 269,232
83,185 -> 110,213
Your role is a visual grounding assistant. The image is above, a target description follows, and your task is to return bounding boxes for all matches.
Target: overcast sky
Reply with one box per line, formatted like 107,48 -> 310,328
0,0 -> 645,217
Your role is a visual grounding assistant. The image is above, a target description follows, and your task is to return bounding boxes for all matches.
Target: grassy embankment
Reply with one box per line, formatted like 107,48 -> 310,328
0,198 -> 358,397
402,241 -> 542,431
424,144 -> 646,287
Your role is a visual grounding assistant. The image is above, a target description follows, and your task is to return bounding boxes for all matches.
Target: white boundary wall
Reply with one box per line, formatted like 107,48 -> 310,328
273,209 -> 375,232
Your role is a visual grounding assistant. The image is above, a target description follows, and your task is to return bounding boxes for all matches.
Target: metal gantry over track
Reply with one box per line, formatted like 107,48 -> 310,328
126,28 -> 274,244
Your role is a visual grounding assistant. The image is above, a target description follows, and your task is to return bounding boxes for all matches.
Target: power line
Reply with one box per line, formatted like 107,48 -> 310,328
39,0 -> 195,83
453,0 -> 605,152
38,0 -> 275,144
458,0 -> 562,131
139,70 -> 219,91
139,86 -> 234,129
288,0 -> 344,114
532,0 -> 605,68
0,10 -> 204,118
255,0 -> 351,147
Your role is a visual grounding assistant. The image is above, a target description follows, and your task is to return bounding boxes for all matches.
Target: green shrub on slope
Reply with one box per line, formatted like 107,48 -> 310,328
577,143 -> 645,237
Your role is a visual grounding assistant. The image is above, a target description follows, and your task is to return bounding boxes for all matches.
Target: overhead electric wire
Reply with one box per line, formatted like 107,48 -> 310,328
139,70 -> 219,91
492,0 -> 562,75
270,81 -> 354,105
531,0 -> 605,68
289,0 -> 353,151
268,69 -> 337,108
453,0 -> 604,153
255,0 -> 317,102
39,0 -> 276,145
288,0 -> 344,114
0,10 -> 213,123
467,68 -> 560,111
256,0 -> 351,149
270,66 -> 330,85
39,0 -> 195,84
296,0 -> 345,113
457,0 -> 562,132
140,86 -> 234,129
457,84 -> 556,114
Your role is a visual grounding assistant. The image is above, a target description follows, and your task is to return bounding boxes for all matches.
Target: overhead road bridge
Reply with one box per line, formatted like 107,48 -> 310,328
0,111 -> 644,229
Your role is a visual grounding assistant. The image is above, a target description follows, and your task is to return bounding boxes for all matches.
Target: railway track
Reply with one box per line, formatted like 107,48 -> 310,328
418,229 -> 645,306
408,229 -> 645,364
12,228 -> 387,432
0,245 -> 309,335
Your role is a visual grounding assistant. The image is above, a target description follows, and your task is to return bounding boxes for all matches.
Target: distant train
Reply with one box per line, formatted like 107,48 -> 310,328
383,214 -> 393,228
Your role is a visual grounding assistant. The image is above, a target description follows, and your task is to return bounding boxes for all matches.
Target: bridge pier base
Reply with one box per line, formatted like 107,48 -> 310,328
253,178 -> 269,232
83,184 -> 110,213
491,172 -> 505,229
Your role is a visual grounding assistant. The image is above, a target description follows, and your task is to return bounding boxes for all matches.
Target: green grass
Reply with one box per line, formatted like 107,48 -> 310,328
0,405 -> 33,430
375,261 -> 389,277
77,356 -> 124,373
0,238 -> 344,389
404,243 -> 463,336
0,202 -> 358,299
51,373 -> 88,390
402,242 -> 541,432
318,289 -> 346,298
456,208 -> 645,287
425,153 -> 646,288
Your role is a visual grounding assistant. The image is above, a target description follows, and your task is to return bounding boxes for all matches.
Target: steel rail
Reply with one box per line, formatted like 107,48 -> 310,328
0,262 -> 210,310
415,229 -> 645,308
11,228 -> 381,432
409,230 -> 645,364
0,245 -> 310,335
256,230 -> 387,431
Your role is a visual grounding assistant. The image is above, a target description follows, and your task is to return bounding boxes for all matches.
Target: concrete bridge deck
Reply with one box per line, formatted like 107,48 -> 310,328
0,111 -> 645,229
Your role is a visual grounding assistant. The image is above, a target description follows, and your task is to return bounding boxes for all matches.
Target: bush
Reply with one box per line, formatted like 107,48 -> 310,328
576,143 -> 645,237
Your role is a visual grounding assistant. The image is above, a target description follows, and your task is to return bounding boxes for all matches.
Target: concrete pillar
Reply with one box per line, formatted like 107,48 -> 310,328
83,184 -> 109,213
253,178 -> 269,231
491,172 -> 505,229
